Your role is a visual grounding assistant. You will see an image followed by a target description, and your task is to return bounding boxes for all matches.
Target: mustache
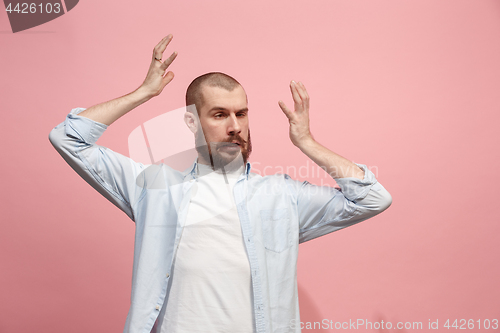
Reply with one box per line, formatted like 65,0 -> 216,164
216,135 -> 247,146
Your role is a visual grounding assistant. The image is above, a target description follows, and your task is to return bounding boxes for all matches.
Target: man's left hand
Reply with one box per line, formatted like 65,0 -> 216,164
278,81 -> 314,148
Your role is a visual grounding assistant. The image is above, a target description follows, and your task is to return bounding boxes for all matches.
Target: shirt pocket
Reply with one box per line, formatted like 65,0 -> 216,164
260,208 -> 291,253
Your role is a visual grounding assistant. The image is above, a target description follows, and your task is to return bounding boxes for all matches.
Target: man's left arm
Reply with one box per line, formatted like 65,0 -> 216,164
278,81 -> 392,243
279,81 -> 366,179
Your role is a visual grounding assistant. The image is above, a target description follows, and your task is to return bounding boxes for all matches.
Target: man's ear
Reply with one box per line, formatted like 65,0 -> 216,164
184,112 -> 198,134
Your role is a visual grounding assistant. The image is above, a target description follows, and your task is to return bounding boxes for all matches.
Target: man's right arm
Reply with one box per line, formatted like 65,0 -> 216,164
78,34 -> 177,125
48,35 -> 177,221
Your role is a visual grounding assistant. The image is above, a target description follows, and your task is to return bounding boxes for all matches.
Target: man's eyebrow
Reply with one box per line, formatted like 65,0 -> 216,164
208,107 -> 249,113
209,107 -> 228,112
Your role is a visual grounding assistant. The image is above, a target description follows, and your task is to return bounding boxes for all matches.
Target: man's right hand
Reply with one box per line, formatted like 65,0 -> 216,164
76,35 -> 178,126
139,34 -> 178,98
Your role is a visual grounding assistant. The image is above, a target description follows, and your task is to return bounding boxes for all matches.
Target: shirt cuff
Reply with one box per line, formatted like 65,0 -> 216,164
334,163 -> 377,202
64,107 -> 108,144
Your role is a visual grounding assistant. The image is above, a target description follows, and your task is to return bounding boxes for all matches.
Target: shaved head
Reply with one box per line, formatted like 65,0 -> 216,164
185,72 -> 244,114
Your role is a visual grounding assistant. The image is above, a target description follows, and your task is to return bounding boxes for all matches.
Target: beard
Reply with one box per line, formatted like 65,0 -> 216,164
195,128 -> 252,172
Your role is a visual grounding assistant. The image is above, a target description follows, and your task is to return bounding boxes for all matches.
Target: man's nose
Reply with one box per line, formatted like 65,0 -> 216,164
227,114 -> 241,135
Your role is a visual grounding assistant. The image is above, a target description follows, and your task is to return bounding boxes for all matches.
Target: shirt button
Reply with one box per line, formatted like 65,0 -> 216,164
247,238 -> 250,242
155,305 -> 160,310
166,273 -> 170,278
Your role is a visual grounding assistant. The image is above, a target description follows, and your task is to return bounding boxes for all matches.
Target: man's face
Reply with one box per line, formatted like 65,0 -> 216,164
195,84 -> 251,170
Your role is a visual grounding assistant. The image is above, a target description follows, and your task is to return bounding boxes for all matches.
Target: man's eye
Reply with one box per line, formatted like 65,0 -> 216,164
214,114 -> 223,118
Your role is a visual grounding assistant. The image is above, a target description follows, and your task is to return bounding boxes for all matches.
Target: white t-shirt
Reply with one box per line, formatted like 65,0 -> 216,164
155,162 -> 255,333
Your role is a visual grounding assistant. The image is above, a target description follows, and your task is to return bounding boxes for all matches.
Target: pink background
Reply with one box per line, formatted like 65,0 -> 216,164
1,0 -> 500,332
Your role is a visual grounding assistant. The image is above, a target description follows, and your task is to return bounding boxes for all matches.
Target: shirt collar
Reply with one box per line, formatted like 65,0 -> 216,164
182,158 -> 252,180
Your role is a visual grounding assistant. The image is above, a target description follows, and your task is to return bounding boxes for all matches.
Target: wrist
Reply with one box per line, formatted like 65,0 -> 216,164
295,136 -> 317,154
133,86 -> 156,103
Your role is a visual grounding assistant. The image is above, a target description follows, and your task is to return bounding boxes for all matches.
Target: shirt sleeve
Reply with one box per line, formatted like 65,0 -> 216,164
48,108 -> 148,221
287,163 -> 392,243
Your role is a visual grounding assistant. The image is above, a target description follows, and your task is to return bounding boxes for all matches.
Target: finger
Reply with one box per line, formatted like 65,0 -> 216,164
160,51 -> 178,70
161,71 -> 175,88
297,81 -> 309,110
298,81 -> 309,99
295,82 -> 307,101
153,34 -> 173,61
290,81 -> 302,105
295,82 -> 308,100
154,35 -> 169,50
152,36 -> 169,61
278,100 -> 293,119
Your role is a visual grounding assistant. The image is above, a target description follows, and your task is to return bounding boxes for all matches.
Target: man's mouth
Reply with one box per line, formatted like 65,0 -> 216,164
219,141 -> 241,147
216,141 -> 243,152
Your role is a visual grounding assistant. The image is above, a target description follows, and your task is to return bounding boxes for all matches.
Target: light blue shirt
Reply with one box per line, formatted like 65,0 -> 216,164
49,108 -> 392,333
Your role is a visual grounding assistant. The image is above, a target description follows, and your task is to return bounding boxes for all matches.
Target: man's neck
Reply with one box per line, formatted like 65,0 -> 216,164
196,156 -> 246,176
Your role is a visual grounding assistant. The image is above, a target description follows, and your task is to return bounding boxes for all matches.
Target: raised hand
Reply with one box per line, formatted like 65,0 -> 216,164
139,34 -> 178,98
76,35 -> 178,126
278,81 -> 313,148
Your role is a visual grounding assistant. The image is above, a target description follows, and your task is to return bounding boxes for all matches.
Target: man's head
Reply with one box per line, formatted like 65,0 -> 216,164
184,72 -> 252,171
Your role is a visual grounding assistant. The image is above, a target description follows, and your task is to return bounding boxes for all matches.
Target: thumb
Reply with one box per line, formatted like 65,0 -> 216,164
160,71 -> 175,89
278,100 -> 293,119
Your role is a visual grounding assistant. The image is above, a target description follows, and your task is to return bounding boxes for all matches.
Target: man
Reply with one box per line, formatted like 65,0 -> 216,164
49,35 -> 392,333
